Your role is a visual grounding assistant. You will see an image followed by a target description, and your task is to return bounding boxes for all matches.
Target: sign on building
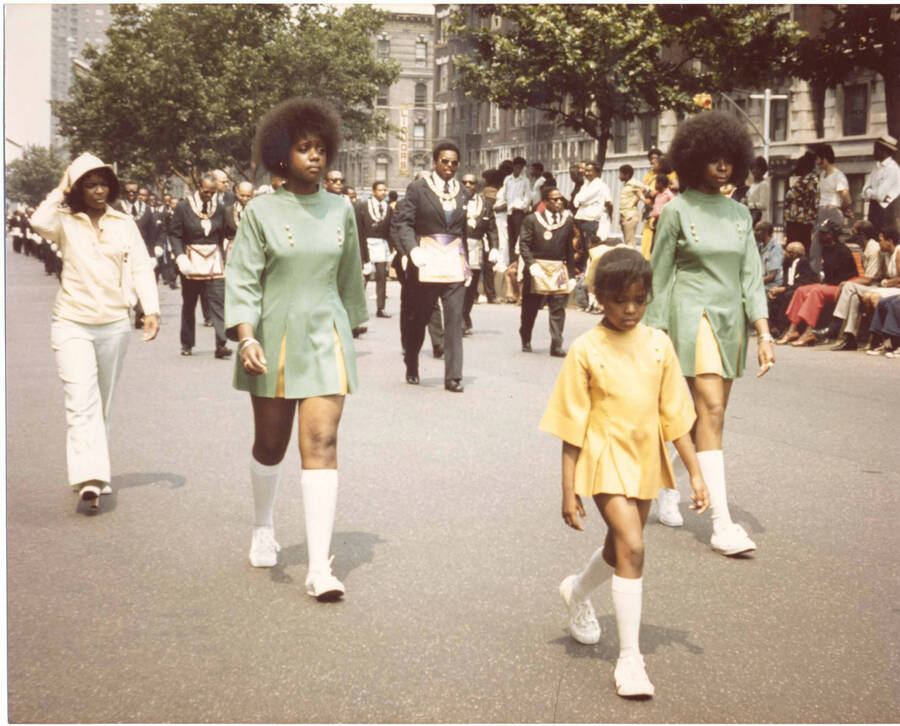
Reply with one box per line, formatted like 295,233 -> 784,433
399,104 -> 410,177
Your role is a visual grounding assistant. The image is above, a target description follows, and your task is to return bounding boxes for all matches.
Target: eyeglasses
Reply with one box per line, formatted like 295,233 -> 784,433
462,180 -> 477,185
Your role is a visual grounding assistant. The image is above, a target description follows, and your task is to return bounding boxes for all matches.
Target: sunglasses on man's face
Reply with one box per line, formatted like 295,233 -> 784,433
328,177 -> 345,183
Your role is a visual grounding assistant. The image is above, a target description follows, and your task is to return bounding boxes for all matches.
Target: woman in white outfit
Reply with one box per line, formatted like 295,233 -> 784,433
31,153 -> 160,508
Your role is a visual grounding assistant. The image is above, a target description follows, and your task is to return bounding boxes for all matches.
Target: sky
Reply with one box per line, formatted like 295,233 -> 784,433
2,2 -> 433,159
5,3 -> 53,154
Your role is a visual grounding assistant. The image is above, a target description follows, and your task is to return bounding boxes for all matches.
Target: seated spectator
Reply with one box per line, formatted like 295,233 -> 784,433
826,220 -> 888,350
864,295 -> 900,357
754,221 -> 782,291
766,241 -> 817,337
858,227 -> 900,347
775,220 -> 858,346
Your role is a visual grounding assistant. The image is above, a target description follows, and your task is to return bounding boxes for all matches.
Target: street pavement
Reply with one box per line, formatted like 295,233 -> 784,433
5,249 -> 899,723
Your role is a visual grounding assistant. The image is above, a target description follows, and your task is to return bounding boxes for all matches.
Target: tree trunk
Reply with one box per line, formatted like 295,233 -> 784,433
883,71 -> 900,143
593,120 -> 613,173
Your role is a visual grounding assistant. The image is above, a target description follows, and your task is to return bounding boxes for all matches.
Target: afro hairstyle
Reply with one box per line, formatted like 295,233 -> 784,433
253,97 -> 341,177
666,111 -> 753,191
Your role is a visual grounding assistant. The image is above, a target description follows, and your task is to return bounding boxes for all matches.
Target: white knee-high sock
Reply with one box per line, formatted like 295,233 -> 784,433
697,450 -> 732,532
612,574 -> 643,660
572,547 -> 609,602
301,469 -> 338,574
250,457 -> 281,528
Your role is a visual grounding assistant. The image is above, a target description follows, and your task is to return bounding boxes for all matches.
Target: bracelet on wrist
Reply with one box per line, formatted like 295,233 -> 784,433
758,333 -> 775,343
238,337 -> 259,353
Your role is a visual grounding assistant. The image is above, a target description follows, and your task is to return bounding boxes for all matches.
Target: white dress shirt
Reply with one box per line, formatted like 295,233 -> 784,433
573,176 -> 612,239
503,173 -> 531,212
862,157 -> 900,208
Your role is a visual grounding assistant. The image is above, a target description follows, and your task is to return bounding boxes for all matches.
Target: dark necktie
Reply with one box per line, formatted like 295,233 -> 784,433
132,203 -> 139,218
553,212 -> 559,224
443,182 -> 452,224
202,200 -> 209,215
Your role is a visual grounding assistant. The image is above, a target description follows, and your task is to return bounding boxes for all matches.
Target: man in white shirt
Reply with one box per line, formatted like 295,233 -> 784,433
862,134 -> 900,235
572,161 -> 612,269
502,156 -> 531,265
811,143 -> 853,275
746,156 -> 771,224
530,161 -> 546,207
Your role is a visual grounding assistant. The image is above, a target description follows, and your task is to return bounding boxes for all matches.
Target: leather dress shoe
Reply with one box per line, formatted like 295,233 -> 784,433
181,347 -> 192,356
406,374 -> 419,385
521,342 -> 532,353
550,348 -> 567,358
215,345 -> 233,359
831,336 -> 857,351
376,310 -> 391,318
352,326 -> 367,338
463,327 -> 473,337
433,345 -> 443,359
444,379 -> 464,393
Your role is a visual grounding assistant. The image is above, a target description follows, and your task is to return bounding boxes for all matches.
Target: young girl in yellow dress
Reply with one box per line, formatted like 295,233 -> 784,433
540,247 -> 709,698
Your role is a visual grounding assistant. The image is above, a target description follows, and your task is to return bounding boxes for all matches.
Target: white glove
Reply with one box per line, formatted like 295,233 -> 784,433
529,263 -> 542,278
151,257 -> 158,270
175,254 -> 194,276
401,255 -> 408,272
567,277 -> 577,292
362,262 -> 374,276
409,246 -> 427,268
154,245 -> 163,257
464,276 -> 472,288
488,248 -> 500,265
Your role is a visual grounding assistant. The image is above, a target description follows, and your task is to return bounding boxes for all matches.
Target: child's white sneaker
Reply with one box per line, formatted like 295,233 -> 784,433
306,556 -> 344,601
249,526 -> 280,567
656,487 -> 683,527
614,654 -> 655,698
710,523 -> 756,556
559,574 -> 601,645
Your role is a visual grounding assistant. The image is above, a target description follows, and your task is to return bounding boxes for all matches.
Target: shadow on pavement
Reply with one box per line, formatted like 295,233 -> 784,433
265,530 -> 388,585
550,616 -> 704,664
665,502 -> 764,549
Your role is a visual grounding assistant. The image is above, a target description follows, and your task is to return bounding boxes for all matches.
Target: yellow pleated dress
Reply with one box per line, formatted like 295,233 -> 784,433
540,323 -> 696,500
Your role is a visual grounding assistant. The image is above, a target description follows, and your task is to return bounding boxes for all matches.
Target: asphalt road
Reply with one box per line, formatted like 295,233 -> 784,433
5,249 -> 899,723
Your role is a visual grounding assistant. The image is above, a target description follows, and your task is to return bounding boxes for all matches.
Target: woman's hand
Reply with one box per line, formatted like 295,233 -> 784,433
142,314 -> 159,342
688,474 -> 709,514
57,169 -> 71,195
757,339 -> 775,377
562,491 -> 586,531
241,342 -> 267,376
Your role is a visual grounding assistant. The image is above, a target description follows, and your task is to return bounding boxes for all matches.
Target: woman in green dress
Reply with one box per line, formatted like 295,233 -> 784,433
225,98 -> 368,600
644,111 -> 775,557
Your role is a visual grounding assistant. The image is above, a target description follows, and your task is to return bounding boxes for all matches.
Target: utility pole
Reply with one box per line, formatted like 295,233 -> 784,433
750,88 -> 789,164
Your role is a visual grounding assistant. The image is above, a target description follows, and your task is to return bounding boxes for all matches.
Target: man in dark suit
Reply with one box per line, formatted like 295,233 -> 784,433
460,173 -> 499,335
116,182 -> 160,326
169,173 -> 232,358
355,180 -> 394,319
518,187 -> 576,356
766,241 -> 818,338
391,142 -> 469,392
212,169 -> 236,207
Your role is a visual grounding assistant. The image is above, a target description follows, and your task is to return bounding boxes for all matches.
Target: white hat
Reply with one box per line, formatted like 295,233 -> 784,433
67,152 -> 117,188
875,134 -> 898,152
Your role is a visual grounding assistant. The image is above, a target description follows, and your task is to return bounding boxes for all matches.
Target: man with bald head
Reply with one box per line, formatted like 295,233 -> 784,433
212,169 -> 236,206
224,181 -> 255,261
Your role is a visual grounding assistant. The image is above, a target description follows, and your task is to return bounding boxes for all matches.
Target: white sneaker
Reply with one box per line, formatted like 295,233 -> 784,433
305,556 -> 344,601
249,526 -> 280,567
614,654 -> 655,698
101,484 -> 112,495
710,523 -> 756,556
559,574 -> 601,645
656,488 -> 683,527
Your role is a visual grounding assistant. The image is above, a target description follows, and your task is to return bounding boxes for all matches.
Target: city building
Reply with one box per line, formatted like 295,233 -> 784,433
49,4 -> 113,152
435,4 -> 893,235
338,9 -> 434,197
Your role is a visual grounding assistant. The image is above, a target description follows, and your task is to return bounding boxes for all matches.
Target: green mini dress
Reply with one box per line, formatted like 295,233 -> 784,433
643,189 -> 768,379
224,187 -> 368,399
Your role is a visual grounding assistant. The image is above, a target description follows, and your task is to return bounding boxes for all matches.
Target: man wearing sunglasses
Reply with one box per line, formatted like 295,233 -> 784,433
392,142 -> 470,392
325,169 -> 369,337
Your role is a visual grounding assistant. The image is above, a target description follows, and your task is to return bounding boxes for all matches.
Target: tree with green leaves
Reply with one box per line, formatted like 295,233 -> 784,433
450,4 -> 806,171
795,5 -> 900,140
52,4 -> 399,191
5,145 -> 69,208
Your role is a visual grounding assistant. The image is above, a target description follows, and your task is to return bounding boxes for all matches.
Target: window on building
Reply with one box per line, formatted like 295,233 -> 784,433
440,63 -> 448,93
437,17 -> 446,44
377,38 -> 390,59
771,98 -> 788,141
413,122 -> 426,149
811,82 -> 826,139
376,160 -> 389,182
613,117 -> 628,154
415,40 -> 427,67
376,84 -> 389,107
641,113 -> 658,151
489,102 -> 500,130
415,82 -> 427,108
843,84 -> 868,136
450,106 -> 457,134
